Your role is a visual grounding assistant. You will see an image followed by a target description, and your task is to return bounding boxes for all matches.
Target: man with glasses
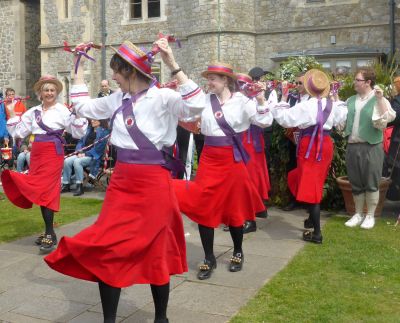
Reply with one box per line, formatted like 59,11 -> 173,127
344,68 -> 395,229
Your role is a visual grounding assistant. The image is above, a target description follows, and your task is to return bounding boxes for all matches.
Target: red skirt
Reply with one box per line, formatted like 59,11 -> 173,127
288,135 -> 333,204
173,145 -> 265,228
45,162 -> 187,288
1,142 -> 63,211
242,130 -> 270,201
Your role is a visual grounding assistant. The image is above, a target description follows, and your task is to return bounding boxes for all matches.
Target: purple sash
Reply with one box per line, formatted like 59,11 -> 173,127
210,94 -> 250,163
297,99 -> 333,161
246,124 -> 263,153
33,109 -> 65,155
110,92 -> 184,174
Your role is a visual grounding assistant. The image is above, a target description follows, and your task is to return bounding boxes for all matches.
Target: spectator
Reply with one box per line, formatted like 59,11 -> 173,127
4,88 -> 27,120
61,119 -> 110,196
97,80 -> 113,98
16,135 -> 34,172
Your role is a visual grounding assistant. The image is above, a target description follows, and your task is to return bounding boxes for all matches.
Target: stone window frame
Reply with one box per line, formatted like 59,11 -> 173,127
303,0 -> 360,7
57,72 -> 72,105
318,57 -> 375,74
122,0 -> 166,25
57,0 -> 72,22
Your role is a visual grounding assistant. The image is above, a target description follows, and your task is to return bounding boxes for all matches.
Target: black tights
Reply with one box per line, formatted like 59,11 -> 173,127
98,281 -> 169,323
309,203 -> 321,236
198,224 -> 243,259
40,206 -> 55,236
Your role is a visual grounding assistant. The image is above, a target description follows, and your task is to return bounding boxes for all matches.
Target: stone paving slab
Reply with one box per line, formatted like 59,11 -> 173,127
0,195 -> 316,322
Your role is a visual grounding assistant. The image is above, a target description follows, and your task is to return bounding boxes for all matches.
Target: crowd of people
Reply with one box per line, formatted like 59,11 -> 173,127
0,36 -> 397,323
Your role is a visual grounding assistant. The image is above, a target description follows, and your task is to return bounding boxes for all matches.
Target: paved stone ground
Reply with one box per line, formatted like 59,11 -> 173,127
0,187 -> 397,323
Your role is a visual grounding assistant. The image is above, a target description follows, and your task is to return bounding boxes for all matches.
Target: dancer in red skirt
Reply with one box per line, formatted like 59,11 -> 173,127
44,38 -> 205,323
173,63 -> 273,280
236,73 -> 276,233
272,69 -> 347,243
1,75 -> 87,252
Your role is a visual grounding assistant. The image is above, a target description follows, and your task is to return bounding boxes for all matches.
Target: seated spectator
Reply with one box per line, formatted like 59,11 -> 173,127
16,135 -> 34,172
61,119 -> 110,196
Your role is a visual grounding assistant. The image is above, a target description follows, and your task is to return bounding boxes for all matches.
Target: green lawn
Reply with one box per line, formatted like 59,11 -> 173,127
231,216 -> 400,323
0,193 -> 102,243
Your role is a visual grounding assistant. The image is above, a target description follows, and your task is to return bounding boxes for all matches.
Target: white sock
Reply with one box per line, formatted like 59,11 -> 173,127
353,193 -> 365,215
365,191 -> 379,217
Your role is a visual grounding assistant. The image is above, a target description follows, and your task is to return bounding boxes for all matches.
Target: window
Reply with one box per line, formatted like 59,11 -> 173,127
64,0 -> 69,19
130,0 -> 161,20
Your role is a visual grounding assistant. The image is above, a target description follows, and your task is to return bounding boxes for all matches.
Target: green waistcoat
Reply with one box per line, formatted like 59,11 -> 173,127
345,95 -> 383,144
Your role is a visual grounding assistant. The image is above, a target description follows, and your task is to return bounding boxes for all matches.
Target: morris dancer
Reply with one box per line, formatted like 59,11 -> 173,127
271,69 -> 347,243
173,63 -> 272,280
236,73 -> 275,234
45,38 -> 205,323
1,76 -> 87,252
344,68 -> 395,229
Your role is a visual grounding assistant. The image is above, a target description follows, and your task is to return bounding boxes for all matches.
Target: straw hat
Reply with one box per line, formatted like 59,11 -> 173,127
201,62 -> 237,80
33,75 -> 63,94
111,41 -> 153,79
236,73 -> 252,84
303,69 -> 330,98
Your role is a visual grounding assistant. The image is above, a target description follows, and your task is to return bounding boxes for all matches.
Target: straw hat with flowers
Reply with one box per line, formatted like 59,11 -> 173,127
201,62 -> 237,80
33,75 -> 63,94
303,69 -> 330,98
111,40 -> 153,79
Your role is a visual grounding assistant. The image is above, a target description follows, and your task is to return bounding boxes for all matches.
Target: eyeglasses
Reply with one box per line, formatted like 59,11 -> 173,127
295,81 -> 303,85
354,78 -> 366,82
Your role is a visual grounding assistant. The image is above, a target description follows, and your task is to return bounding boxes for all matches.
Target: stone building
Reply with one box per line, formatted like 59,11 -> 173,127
0,0 -> 40,107
0,0 -> 399,104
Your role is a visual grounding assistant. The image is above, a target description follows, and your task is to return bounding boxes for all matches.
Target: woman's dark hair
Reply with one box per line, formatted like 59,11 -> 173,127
110,54 -> 150,83
99,119 -> 109,129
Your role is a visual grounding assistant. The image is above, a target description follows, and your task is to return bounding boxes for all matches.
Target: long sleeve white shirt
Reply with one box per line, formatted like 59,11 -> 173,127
271,97 -> 348,130
70,80 -> 205,150
347,90 -> 395,143
199,92 -> 273,137
6,103 -> 88,139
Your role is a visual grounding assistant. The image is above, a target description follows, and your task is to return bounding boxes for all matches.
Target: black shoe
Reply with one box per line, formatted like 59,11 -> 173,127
39,234 -> 57,253
283,201 -> 298,211
304,217 -> 313,229
197,258 -> 217,280
73,183 -> 84,196
302,231 -> 322,244
243,220 -> 257,234
229,252 -> 244,272
256,209 -> 268,218
34,233 -> 45,245
61,184 -> 70,193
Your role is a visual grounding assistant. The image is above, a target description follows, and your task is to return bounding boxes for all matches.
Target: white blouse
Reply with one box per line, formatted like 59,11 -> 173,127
199,92 -> 273,137
7,103 -> 88,139
71,80 -> 205,150
271,97 -> 348,130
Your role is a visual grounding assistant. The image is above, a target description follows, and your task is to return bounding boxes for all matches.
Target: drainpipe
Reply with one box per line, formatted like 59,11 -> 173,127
389,0 -> 396,58
101,0 -> 107,80
217,0 -> 221,61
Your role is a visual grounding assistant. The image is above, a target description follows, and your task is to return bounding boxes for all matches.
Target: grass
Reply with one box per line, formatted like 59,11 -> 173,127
231,216 -> 400,323
0,193 -> 103,243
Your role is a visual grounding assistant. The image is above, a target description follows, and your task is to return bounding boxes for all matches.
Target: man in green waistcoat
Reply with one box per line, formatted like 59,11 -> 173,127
344,67 -> 395,229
